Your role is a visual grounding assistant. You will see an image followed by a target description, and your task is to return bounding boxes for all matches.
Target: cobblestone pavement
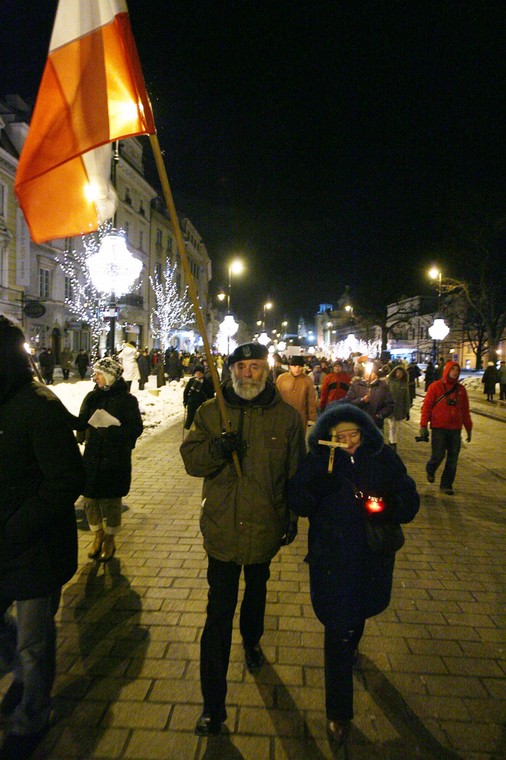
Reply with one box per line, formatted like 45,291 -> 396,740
2,394 -> 505,760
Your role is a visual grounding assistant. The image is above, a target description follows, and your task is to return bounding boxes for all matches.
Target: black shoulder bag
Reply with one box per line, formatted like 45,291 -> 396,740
346,479 -> 405,555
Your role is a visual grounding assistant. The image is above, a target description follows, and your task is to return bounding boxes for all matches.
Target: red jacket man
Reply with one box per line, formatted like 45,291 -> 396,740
319,361 -> 351,412
419,361 -> 472,495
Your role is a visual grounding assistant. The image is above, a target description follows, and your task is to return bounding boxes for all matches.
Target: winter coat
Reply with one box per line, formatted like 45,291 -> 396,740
75,352 -> 89,373
137,353 -> 150,384
320,371 -> 351,410
75,377 -> 143,498
287,403 -> 419,629
420,361 -> 472,433
117,344 -> 140,382
183,376 -> 214,429
60,349 -> 73,370
165,350 -> 183,380
180,381 -> 306,565
482,365 -> 498,394
0,377 -> 84,599
344,377 -> 394,428
387,366 -> 411,420
38,349 -> 55,372
276,371 -> 317,428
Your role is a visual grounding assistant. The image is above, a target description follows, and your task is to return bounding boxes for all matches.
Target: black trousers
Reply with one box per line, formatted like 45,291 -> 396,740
200,556 -> 270,719
426,428 -> 461,489
324,620 -> 365,721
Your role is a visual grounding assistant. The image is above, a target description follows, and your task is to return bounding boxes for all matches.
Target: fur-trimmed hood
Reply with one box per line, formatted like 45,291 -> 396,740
308,402 -> 384,456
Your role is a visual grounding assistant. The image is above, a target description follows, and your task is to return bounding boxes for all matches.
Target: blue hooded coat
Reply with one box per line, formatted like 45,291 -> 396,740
287,403 -> 419,629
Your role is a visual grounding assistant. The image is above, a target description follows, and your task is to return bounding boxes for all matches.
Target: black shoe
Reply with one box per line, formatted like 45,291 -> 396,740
194,712 -> 222,736
0,727 -> 48,760
440,487 -> 454,495
0,681 -> 23,719
426,472 -> 435,483
244,643 -> 265,673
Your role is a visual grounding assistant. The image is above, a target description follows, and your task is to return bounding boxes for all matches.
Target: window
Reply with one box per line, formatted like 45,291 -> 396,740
39,268 -> 50,298
125,187 -> 132,205
156,228 -> 162,246
154,262 -> 162,281
64,276 -> 72,301
139,201 -> 145,216
139,230 -> 144,251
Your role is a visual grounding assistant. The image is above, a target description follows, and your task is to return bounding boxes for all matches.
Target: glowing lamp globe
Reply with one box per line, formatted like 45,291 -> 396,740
257,332 -> 270,346
220,314 -> 239,337
88,231 -> 142,296
428,318 -> 450,341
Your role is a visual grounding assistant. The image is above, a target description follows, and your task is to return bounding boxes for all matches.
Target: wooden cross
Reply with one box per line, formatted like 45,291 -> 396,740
318,431 -> 349,473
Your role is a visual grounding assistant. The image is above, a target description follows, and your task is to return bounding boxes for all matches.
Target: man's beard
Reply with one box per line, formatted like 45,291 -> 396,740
231,374 -> 267,400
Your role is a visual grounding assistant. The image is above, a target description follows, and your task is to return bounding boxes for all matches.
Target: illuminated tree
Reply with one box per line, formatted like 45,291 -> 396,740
57,224 -> 112,362
150,259 -> 194,351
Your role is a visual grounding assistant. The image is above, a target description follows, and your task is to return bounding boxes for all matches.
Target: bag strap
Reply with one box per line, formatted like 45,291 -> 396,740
432,383 -> 459,408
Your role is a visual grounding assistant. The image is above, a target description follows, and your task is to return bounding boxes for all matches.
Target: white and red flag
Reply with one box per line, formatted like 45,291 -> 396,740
15,0 -> 155,243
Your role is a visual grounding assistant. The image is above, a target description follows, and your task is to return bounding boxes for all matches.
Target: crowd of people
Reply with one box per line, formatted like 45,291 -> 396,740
0,314 -> 488,756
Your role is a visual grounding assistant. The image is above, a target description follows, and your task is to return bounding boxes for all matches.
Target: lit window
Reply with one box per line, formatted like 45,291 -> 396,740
39,268 -> 50,298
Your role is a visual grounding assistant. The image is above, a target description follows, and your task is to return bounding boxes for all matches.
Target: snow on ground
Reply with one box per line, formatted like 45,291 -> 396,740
50,374 -> 185,439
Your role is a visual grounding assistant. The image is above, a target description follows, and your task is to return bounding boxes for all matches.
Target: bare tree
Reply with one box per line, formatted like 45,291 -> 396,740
149,259 -> 194,352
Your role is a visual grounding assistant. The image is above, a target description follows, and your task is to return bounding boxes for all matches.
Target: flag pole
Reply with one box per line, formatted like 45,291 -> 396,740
149,133 -> 242,477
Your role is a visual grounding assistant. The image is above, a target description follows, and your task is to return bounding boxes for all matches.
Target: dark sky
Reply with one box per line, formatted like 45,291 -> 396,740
2,1 -> 506,327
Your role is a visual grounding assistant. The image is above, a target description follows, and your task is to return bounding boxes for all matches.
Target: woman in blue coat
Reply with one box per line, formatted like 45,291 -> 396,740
287,403 -> 419,747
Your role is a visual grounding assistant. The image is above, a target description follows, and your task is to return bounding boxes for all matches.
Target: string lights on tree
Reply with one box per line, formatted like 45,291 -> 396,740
57,223 -> 114,361
149,259 -> 194,351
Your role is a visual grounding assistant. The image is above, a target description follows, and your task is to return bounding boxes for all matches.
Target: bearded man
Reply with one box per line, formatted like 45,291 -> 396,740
180,342 -> 305,736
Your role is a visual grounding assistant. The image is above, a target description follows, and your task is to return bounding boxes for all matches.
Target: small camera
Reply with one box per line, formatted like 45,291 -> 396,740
447,399 -> 456,406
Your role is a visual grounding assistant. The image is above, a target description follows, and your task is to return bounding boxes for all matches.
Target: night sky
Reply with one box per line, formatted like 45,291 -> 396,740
1,1 -> 506,327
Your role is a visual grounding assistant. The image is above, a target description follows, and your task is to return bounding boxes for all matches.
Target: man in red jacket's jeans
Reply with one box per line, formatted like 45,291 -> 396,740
419,361 -> 472,495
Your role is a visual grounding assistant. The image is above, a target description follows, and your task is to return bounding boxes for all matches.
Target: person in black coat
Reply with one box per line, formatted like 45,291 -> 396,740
287,403 -> 419,748
75,349 -> 90,380
0,316 -> 85,759
75,358 -> 143,562
183,364 -> 214,430
38,347 -> 55,385
137,348 -> 150,391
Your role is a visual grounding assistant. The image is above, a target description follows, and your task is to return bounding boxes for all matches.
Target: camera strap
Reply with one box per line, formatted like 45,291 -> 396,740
432,383 -> 459,408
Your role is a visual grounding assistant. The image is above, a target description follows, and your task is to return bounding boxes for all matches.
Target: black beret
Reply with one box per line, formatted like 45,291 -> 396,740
228,342 -> 269,366
289,356 -> 306,366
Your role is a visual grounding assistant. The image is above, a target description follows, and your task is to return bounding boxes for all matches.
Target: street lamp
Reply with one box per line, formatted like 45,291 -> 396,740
427,266 -> 449,363
87,230 -> 142,355
263,301 -> 273,329
225,258 -> 244,314
345,304 -> 354,318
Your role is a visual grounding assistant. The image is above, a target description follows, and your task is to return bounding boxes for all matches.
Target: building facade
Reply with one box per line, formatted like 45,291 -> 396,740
0,94 -> 214,361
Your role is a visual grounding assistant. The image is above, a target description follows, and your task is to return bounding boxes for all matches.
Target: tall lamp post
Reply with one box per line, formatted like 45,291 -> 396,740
217,258 -> 244,355
88,230 -> 142,355
263,301 -> 273,330
428,266 -> 449,363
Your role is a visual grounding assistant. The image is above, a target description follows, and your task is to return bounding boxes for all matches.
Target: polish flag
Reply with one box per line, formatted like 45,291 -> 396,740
15,0 -> 156,244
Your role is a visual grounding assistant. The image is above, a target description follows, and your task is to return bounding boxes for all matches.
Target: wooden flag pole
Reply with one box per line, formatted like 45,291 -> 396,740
149,133 -> 242,477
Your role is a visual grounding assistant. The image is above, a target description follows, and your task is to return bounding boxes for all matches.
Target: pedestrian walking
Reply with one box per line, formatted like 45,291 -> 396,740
418,361 -> 472,495
406,359 -> 421,405
75,349 -> 89,380
38,347 -> 55,385
287,403 -> 419,748
75,358 -> 143,562
60,346 -> 73,380
386,365 -> 411,452
276,356 -> 317,432
117,341 -> 140,391
183,364 -> 214,431
344,360 -> 394,429
180,342 -> 306,737
319,360 -> 351,412
0,316 -> 85,760
307,361 -> 327,409
137,348 -> 150,391
165,348 -> 184,382
424,360 -> 435,392
499,360 -> 506,401
482,361 -> 498,401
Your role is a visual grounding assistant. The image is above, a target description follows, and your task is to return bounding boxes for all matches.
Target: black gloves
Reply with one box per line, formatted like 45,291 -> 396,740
405,412 -> 410,421
466,431 -> 472,443
281,519 -> 298,546
211,431 -> 242,460
416,427 -> 429,442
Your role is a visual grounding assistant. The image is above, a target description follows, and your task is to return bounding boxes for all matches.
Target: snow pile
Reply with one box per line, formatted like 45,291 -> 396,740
50,375 -> 185,439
